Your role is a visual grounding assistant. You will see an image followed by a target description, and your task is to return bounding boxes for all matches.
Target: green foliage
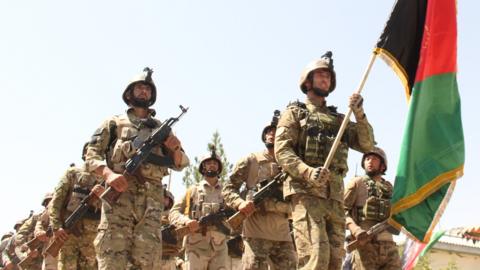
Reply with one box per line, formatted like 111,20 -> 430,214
182,130 -> 233,187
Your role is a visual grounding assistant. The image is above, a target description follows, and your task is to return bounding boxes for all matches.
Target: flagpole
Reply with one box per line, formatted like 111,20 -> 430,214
323,52 -> 378,169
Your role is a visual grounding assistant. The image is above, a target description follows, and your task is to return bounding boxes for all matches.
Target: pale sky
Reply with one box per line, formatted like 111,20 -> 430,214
0,1 -> 478,235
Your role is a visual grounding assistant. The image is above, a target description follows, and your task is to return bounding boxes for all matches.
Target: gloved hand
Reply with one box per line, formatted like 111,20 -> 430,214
306,167 -> 330,188
349,93 -> 365,120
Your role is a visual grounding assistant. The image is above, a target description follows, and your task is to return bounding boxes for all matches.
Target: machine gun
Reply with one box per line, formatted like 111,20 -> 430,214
162,208 -> 235,245
44,185 -> 105,257
101,105 -> 189,206
226,172 -> 287,230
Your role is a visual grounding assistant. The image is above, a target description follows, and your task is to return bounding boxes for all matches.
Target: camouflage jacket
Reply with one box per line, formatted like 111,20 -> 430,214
275,98 -> 374,201
85,108 -> 189,182
49,165 -> 101,231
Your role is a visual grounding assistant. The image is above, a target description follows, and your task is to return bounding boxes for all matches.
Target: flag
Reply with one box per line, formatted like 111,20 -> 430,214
401,231 -> 445,270
375,0 -> 464,242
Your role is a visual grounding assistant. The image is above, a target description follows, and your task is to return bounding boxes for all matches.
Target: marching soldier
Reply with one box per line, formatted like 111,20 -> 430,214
85,67 -> 189,269
222,111 -> 296,270
49,145 -> 101,270
344,147 -> 401,270
160,189 -> 183,270
169,150 -> 229,270
275,51 -> 375,269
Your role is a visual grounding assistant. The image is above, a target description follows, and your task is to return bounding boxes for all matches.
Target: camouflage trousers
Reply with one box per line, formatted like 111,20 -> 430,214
291,194 -> 345,270
58,219 -> 98,270
184,231 -> 228,270
242,238 -> 296,270
42,254 -> 57,270
94,178 -> 164,270
352,241 -> 401,270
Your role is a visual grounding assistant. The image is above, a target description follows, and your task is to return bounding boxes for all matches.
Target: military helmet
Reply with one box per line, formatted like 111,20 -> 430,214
122,67 -> 157,107
261,110 -> 280,143
1,232 -> 13,241
361,147 -> 388,173
198,148 -> 223,176
42,192 -> 53,207
82,142 -> 89,161
163,189 -> 175,211
299,51 -> 336,94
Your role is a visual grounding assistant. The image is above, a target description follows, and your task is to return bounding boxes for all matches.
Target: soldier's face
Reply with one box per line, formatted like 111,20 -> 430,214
265,128 -> 276,146
203,159 -> 219,173
364,154 -> 385,175
132,83 -> 152,102
311,69 -> 331,92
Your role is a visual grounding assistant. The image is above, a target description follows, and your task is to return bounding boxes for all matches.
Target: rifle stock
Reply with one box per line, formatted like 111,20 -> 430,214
226,211 -> 247,230
17,249 -> 40,269
346,220 -> 390,252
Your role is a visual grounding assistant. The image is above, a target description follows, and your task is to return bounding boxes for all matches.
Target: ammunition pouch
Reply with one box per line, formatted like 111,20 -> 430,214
362,197 -> 391,222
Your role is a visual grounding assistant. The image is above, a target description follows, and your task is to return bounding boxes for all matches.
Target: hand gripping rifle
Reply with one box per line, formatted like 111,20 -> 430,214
100,105 -> 189,206
346,220 -> 393,252
226,172 -> 287,230
161,208 -> 235,245
17,227 -> 54,268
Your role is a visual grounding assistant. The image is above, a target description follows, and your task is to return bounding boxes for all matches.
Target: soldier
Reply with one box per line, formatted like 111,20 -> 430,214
344,147 -> 401,270
49,145 -> 101,270
160,189 -> 182,270
169,150 -> 228,270
275,51 -> 375,269
84,67 -> 189,270
222,111 -> 296,270
34,203 -> 57,270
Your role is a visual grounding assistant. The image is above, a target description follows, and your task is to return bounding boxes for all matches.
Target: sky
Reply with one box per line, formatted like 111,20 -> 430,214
0,1 -> 478,236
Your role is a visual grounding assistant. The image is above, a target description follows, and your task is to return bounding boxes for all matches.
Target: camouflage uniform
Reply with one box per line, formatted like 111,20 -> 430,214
344,175 -> 401,270
223,150 -> 296,270
160,191 -> 182,270
275,53 -> 374,270
34,206 -> 57,270
14,213 -> 43,269
85,68 -> 189,270
169,180 -> 228,270
49,166 -> 101,270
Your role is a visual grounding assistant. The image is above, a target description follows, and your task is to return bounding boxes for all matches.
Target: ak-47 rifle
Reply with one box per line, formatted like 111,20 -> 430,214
44,184 -> 105,257
162,208 -> 235,245
101,105 -> 189,206
226,172 -> 287,230
346,220 -> 393,252
17,228 -> 54,268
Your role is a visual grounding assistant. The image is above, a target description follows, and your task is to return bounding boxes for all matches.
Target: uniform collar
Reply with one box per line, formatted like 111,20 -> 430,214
200,179 -> 222,190
126,108 -> 158,128
305,98 -> 329,113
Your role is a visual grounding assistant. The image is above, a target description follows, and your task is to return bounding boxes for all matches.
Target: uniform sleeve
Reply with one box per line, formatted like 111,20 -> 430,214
344,178 -> 359,228
168,192 -> 191,227
275,108 -> 312,180
85,118 -> 116,172
14,216 -> 36,246
49,169 -> 74,230
222,156 -> 250,209
346,116 -> 375,153
34,209 -> 50,237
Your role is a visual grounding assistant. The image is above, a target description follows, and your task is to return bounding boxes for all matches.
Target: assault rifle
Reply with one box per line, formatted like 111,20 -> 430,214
162,208 -> 235,245
101,105 -> 189,206
346,220 -> 392,252
227,172 -> 287,230
44,184 -> 105,257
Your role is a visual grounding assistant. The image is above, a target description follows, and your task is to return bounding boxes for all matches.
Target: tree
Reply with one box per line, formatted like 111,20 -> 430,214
182,130 -> 233,187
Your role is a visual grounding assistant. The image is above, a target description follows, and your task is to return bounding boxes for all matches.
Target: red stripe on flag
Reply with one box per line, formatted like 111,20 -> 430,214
415,0 -> 457,83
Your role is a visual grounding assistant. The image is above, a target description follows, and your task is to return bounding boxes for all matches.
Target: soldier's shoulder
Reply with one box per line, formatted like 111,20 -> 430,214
285,100 -> 307,111
347,176 -> 367,187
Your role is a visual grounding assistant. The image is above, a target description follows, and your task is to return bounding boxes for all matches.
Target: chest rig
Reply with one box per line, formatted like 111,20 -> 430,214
361,177 -> 392,222
291,101 -> 349,174
187,184 -> 224,220
108,114 -> 169,181
65,168 -> 101,219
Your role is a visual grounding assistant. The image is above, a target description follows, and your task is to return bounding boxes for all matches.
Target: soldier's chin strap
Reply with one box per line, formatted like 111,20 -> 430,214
311,87 -> 330,97
205,170 -> 220,178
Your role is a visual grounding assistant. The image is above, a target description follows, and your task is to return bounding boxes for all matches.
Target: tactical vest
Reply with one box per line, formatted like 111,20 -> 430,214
360,177 -> 392,222
65,168 -> 101,220
186,182 -> 224,220
108,114 -> 169,181
292,102 -> 349,175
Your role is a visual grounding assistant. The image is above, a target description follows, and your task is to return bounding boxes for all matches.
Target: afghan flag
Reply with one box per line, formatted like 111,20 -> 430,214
374,0 -> 464,242
401,230 -> 445,270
